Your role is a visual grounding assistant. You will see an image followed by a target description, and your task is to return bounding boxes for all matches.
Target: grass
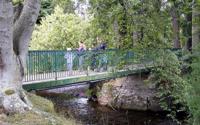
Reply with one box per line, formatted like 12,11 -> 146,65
2,92 -> 80,125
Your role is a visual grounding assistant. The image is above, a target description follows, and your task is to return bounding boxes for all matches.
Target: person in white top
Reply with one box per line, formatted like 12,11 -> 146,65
64,48 -> 74,75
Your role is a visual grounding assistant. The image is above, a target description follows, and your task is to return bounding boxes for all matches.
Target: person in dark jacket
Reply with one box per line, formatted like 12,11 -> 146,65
77,41 -> 86,71
64,48 -> 74,75
92,37 -> 107,72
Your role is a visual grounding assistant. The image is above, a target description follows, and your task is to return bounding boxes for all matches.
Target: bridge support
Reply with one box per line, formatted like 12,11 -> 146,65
88,82 -> 98,102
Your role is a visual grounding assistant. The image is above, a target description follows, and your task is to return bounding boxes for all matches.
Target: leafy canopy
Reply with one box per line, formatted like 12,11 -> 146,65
31,6 -> 91,50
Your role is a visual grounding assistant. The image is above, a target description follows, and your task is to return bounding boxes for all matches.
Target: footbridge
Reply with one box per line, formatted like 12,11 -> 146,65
22,49 -> 154,91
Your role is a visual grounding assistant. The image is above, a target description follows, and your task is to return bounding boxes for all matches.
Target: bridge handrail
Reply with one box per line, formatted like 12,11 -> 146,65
25,48 -> 181,82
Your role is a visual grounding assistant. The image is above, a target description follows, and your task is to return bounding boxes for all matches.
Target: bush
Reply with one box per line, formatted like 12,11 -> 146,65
185,46 -> 200,125
31,6 -> 92,50
148,49 -> 188,123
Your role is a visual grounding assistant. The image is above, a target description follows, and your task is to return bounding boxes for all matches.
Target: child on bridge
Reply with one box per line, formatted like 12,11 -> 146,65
64,48 -> 74,75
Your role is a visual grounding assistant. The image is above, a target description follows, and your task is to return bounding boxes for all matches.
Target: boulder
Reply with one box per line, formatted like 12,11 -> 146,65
97,74 -> 162,111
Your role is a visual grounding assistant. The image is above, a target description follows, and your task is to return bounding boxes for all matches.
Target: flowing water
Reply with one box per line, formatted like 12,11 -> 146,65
37,84 -> 180,125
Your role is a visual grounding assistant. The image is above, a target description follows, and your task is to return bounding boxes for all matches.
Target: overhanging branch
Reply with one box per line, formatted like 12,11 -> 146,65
14,3 -> 23,24
13,0 -> 40,56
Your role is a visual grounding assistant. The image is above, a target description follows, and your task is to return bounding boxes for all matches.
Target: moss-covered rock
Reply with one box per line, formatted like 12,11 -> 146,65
27,93 -> 55,113
3,92 -> 80,125
4,89 -> 15,95
97,75 -> 162,111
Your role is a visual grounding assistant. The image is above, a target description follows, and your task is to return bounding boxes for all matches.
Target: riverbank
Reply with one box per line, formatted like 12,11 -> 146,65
36,85 -> 179,125
0,93 -> 80,125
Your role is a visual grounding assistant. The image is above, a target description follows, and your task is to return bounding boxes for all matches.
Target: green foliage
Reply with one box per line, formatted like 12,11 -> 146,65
89,0 -> 172,49
89,2 -> 192,122
31,6 -> 92,50
52,0 -> 75,13
185,45 -> 200,125
38,0 -> 75,22
148,49 -> 188,123
28,93 -> 55,113
38,0 -> 54,22
89,0 -> 132,48
6,93 -> 79,125
12,0 -> 23,5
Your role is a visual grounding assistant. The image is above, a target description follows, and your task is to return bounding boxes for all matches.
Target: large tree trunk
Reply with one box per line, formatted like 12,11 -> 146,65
0,0 -> 40,114
192,0 -> 200,48
170,5 -> 181,48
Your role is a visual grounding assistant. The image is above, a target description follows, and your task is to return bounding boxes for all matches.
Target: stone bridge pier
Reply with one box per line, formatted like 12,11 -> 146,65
91,73 -> 162,112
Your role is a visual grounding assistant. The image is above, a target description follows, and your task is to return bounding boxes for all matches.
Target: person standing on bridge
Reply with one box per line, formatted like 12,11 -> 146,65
77,41 -> 86,71
93,37 -> 107,72
64,48 -> 74,75
91,37 -> 107,72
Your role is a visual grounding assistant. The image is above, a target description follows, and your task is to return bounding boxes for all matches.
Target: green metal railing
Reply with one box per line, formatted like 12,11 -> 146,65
24,49 -> 140,82
24,48 -> 182,83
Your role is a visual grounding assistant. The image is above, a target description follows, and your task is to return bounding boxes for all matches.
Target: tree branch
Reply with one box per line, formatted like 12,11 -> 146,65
14,3 -> 23,24
13,0 -> 40,57
13,0 -> 40,77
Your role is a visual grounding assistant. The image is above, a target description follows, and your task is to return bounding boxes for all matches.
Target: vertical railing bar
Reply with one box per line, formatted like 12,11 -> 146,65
36,51 -> 39,81
58,51 -> 60,78
42,51 -> 45,80
52,51 -> 54,79
35,51 -> 37,81
39,51 -> 42,80
36,51 -> 38,81
44,51 -> 46,80
47,51 -> 49,79
38,51 -> 40,80
75,50 -> 77,76
31,52 -> 34,81
29,52 -> 32,81
48,51 -> 50,79
63,50 -> 65,77
32,52 -> 34,81
55,51 -> 57,80
47,52 -> 51,78
47,51 -> 49,80
26,52 -> 29,82
37,51 -> 40,81
65,50 -> 67,77
49,51 -> 51,80
60,51 -> 63,78
65,50 -> 67,76
41,51 -> 44,80
57,51 -> 59,78
33,52 -> 36,81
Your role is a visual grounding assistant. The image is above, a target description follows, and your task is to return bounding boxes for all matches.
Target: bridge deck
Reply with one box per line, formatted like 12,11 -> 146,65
23,64 -> 149,91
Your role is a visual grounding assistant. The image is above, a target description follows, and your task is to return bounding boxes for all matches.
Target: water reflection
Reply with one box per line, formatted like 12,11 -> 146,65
36,84 -> 179,125
39,92 -> 178,125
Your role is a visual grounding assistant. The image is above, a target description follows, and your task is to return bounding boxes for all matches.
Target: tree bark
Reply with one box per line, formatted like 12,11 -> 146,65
192,0 -> 200,48
113,19 -> 120,48
0,0 -> 40,114
170,5 -> 181,48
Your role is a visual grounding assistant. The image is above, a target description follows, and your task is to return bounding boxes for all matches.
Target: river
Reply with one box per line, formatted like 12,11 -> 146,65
37,84 -> 179,125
